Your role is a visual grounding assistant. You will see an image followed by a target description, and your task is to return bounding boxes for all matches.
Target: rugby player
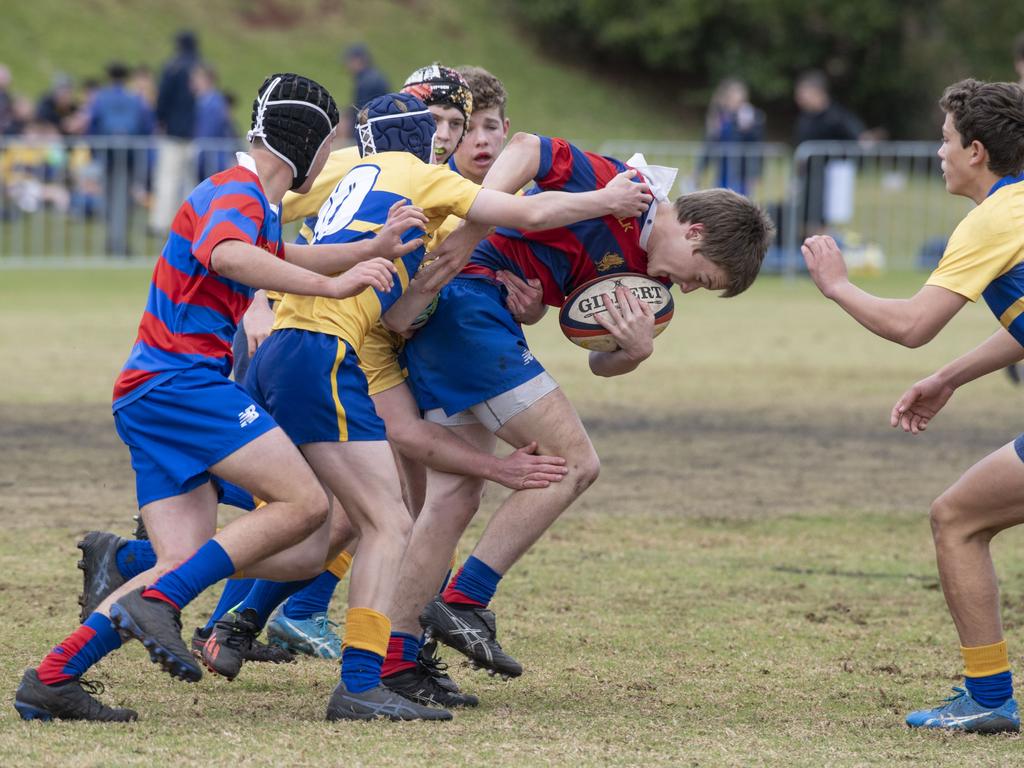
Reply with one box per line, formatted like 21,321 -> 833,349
13,73 -> 415,722
802,79 -> 1024,733
381,132 -> 774,683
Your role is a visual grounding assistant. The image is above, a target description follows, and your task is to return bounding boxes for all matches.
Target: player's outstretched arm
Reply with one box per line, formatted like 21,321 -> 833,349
211,239 -> 397,300
589,286 -> 656,377
465,169 -> 651,232
382,221 -> 491,334
892,328 -> 1024,434
479,132 -> 543,194
802,235 -> 966,347
373,384 -> 568,490
284,201 -> 428,275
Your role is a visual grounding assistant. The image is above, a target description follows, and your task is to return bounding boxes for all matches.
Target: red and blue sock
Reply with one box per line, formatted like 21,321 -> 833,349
115,540 -> 157,580
381,631 -> 422,678
36,613 -> 123,685
282,570 -> 340,621
142,539 -> 234,611
442,555 -> 502,608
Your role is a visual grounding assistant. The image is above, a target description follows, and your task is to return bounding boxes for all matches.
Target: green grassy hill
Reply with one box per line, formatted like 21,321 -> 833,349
1,0 -> 696,144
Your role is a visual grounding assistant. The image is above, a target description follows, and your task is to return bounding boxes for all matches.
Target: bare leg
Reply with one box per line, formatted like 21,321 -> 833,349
389,423 -> 494,635
300,441 -> 411,614
929,442 -> 1024,647
471,388 -> 599,573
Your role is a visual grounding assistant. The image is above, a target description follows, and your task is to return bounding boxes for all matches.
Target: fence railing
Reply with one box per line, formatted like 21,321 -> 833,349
0,135 -> 968,272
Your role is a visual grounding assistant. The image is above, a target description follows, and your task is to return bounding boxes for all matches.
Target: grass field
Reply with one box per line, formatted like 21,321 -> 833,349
2,268 -> 1024,765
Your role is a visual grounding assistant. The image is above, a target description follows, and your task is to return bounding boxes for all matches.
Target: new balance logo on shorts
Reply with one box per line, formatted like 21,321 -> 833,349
521,349 -> 535,365
238,405 -> 260,428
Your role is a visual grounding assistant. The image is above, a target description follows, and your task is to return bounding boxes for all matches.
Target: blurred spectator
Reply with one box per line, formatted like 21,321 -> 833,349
0,64 -> 15,135
89,61 -> 151,256
192,63 -> 236,178
793,70 -> 868,235
130,65 -> 157,110
341,42 -> 390,140
5,97 -> 34,136
151,29 -> 200,234
1,118 -> 72,213
694,78 -> 765,196
35,73 -> 79,135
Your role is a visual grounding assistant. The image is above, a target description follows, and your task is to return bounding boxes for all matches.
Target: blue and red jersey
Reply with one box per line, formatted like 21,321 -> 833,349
112,159 -> 283,409
464,136 -> 669,306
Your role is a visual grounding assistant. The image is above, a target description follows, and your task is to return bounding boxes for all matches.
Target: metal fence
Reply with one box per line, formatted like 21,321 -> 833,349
0,135 -> 969,272
602,139 -> 971,273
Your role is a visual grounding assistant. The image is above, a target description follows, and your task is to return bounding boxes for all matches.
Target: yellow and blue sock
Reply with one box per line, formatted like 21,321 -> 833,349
143,539 -> 234,610
203,578 -> 256,630
442,555 -> 502,608
340,607 -> 390,693
283,570 -> 341,621
962,640 -> 1014,708
36,613 -> 123,685
382,631 -> 422,678
115,540 -> 156,580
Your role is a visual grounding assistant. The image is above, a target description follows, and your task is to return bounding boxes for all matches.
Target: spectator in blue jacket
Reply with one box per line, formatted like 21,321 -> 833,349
341,43 -> 390,140
150,30 -> 201,234
89,61 -> 152,256
192,64 -> 236,179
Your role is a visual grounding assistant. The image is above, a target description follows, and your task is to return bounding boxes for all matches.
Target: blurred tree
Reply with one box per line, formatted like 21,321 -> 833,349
513,0 -> 1024,137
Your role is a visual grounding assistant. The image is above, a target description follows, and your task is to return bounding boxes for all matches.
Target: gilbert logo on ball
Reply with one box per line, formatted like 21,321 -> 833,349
559,273 -> 674,351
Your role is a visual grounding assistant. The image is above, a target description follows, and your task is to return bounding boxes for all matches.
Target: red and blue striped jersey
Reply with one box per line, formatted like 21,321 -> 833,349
464,136 -> 669,306
112,159 -> 284,409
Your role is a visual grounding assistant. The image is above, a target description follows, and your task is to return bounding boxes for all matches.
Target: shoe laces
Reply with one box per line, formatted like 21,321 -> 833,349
942,686 -> 968,704
78,678 -> 105,696
312,614 -> 340,637
419,649 -> 449,677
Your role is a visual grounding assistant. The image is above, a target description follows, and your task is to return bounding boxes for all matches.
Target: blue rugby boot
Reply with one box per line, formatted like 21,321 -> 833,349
266,609 -> 342,659
905,687 -> 1020,733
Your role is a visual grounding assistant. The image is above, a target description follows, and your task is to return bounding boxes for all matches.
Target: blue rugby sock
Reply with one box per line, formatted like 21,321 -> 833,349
282,571 -> 340,620
341,647 -> 384,694
204,578 -> 256,630
115,540 -> 157,579
236,577 -> 315,629
966,670 -> 1014,708
143,539 -> 234,611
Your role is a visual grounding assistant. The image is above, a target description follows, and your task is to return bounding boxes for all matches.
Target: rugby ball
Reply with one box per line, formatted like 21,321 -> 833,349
559,273 -> 674,351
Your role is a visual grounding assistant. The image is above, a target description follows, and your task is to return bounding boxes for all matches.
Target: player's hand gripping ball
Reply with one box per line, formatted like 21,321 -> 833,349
559,273 -> 673,351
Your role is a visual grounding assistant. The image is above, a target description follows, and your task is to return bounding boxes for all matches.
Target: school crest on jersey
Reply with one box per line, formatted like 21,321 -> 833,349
596,252 -> 625,272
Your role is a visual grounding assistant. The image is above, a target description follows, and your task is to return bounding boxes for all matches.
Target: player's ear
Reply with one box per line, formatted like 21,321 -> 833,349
686,222 -> 704,241
968,140 -> 987,168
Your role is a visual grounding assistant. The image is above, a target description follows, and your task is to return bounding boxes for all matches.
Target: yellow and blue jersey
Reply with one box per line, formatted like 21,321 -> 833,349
273,150 -> 481,351
926,174 -> 1024,344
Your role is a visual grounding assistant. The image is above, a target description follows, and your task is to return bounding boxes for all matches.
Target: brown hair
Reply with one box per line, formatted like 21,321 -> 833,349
673,189 -> 774,297
456,65 -> 507,118
939,79 -> 1024,177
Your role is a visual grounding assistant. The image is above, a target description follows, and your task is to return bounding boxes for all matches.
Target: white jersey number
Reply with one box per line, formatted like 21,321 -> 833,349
313,164 -> 380,243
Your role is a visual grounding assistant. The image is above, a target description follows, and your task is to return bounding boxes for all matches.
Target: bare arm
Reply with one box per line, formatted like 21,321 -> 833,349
381,221 -> 491,334
802,235 -> 966,347
478,131 -> 543,194
283,201 -> 428,275
891,328 -> 1024,434
242,290 -> 275,357
465,170 -> 650,232
372,384 -> 568,489
210,240 -> 396,299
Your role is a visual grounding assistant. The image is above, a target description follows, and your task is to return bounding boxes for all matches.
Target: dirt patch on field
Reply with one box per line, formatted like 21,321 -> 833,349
1,402 -> 1011,532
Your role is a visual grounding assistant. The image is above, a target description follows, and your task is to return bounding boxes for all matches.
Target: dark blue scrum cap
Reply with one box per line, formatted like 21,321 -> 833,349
356,92 -> 436,164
